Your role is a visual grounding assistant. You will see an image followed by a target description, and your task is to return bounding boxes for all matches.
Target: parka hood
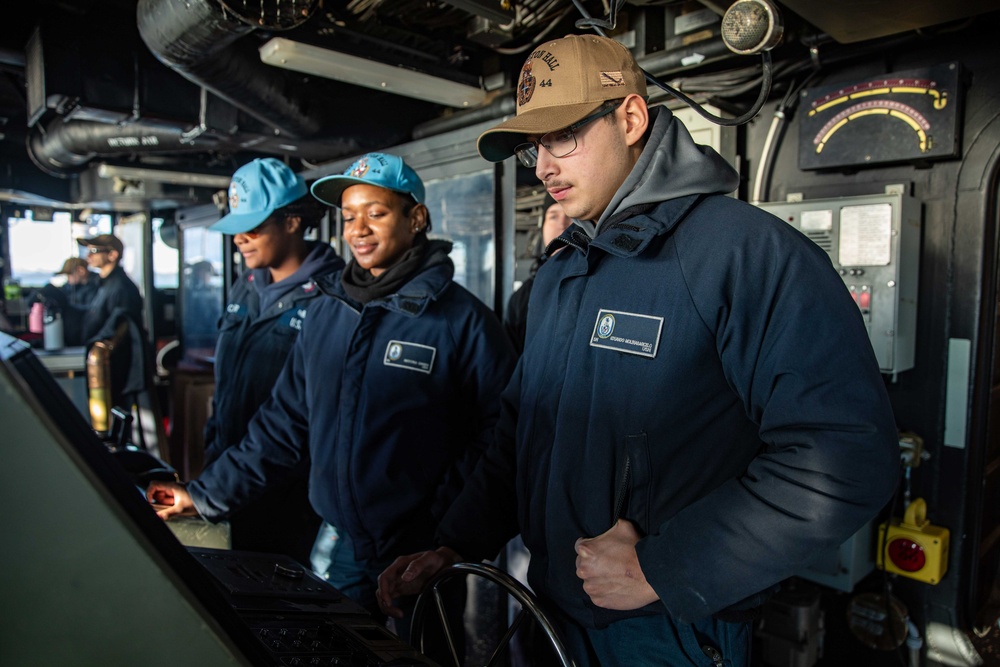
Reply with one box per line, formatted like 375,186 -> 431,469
572,106 -> 740,239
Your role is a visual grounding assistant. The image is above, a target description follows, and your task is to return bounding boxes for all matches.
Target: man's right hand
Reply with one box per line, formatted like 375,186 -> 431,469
376,547 -> 462,619
146,481 -> 198,520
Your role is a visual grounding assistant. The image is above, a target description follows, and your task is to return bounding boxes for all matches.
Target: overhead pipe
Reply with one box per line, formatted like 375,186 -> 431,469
27,118 -> 226,177
136,0 -> 324,138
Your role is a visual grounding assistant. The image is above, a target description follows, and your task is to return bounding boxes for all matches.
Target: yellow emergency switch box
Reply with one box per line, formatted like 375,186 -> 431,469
876,498 -> 949,584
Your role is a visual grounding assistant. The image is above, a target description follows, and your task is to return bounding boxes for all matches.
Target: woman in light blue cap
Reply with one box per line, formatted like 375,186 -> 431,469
149,153 -> 515,661
199,157 -> 345,565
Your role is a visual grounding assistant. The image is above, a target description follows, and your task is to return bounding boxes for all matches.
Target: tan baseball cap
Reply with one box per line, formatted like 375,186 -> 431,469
477,34 -> 647,163
55,257 -> 89,275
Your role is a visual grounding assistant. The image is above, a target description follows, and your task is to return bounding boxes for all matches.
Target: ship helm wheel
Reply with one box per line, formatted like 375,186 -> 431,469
410,562 -> 577,667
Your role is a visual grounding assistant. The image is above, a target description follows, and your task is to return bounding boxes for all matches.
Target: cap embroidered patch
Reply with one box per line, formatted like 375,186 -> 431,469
518,61 -> 535,106
350,158 -> 371,178
600,71 -> 625,87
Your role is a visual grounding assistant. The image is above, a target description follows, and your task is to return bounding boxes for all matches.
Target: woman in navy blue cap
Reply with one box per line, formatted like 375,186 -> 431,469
199,157 -> 345,564
149,153 -> 515,654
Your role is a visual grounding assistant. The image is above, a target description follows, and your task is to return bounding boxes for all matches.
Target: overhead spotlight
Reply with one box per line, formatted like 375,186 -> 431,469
721,0 -> 784,55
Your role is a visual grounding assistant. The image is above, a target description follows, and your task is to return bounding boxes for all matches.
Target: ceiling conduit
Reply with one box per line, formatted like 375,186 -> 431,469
136,0 -> 324,139
27,0 -> 330,177
27,119 -> 229,177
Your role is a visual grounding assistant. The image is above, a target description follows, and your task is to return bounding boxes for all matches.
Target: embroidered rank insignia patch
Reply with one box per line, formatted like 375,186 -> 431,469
589,309 -> 663,358
600,71 -> 625,87
383,340 -> 437,374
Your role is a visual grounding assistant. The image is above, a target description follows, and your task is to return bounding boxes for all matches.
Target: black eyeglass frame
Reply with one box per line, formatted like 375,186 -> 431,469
513,99 -> 625,169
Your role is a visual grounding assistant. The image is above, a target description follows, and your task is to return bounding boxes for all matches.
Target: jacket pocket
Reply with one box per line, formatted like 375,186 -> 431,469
613,432 -> 651,535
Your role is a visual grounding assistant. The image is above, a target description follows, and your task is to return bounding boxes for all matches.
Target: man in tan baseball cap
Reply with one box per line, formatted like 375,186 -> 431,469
55,257 -> 98,307
379,33 -> 900,667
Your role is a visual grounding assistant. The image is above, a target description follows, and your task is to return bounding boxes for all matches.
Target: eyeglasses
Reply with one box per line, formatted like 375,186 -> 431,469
513,100 -> 624,169
87,247 -> 109,255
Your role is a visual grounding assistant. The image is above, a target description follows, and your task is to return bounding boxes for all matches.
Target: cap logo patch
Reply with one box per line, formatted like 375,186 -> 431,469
228,182 -> 240,210
517,59 -> 536,107
350,157 -> 371,178
600,71 -> 626,87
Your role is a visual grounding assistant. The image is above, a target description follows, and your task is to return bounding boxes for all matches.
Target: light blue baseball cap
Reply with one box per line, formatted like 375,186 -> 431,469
310,152 -> 425,207
210,158 -> 308,234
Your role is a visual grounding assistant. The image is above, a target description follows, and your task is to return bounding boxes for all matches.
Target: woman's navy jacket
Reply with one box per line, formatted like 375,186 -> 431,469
190,259 -> 516,561
203,244 -> 345,462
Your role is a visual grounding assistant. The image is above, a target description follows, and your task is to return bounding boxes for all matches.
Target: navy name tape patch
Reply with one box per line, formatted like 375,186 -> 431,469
589,309 -> 663,358
383,340 -> 437,374
278,307 -> 308,331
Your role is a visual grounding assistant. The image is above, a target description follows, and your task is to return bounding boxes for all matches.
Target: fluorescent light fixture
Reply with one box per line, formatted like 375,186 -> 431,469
259,37 -> 487,109
97,164 -> 231,189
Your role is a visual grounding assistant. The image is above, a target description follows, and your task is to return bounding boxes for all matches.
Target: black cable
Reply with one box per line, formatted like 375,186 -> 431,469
574,0 -> 626,32
643,54 -> 773,126
570,0 -> 773,126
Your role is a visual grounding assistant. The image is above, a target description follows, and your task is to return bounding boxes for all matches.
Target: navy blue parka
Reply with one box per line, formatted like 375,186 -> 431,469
82,265 -> 144,343
436,106 -> 900,628
203,242 -> 345,462
201,241 -> 344,560
189,249 -> 516,562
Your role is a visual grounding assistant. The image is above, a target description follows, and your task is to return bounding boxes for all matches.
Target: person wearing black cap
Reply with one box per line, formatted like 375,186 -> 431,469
77,233 -> 144,344
147,153 -> 516,654
199,157 -> 345,564
30,257 -> 100,347
76,233 -> 153,432
377,34 -> 899,666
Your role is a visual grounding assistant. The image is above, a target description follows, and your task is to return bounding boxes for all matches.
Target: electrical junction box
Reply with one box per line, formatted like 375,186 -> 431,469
757,192 -> 921,376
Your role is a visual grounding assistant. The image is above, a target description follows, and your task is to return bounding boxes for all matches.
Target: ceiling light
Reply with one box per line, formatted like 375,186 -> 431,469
259,37 -> 486,109
97,164 -> 230,189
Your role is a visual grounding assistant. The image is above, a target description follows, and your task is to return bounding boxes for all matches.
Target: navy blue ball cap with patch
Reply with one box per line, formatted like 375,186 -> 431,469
210,158 -> 307,235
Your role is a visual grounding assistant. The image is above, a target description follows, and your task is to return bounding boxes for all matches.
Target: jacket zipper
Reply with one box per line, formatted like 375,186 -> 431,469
613,454 -> 631,520
701,645 -> 724,666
